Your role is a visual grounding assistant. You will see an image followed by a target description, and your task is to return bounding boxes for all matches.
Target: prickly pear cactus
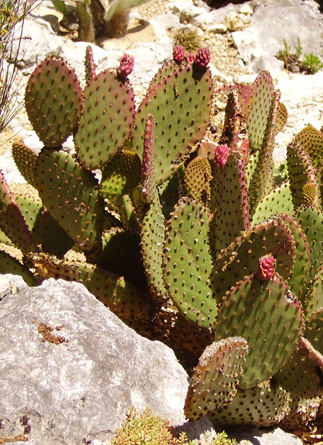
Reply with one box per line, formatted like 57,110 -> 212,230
1,45 -> 323,434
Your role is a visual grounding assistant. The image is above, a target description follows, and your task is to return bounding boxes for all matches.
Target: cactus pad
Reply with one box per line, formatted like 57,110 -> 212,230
140,191 -> 167,302
132,63 -> 212,184
287,141 -> 319,211
75,69 -> 135,170
184,156 -> 212,203
35,148 -> 105,251
25,55 -> 82,147
210,149 -> 250,253
215,273 -> 304,388
184,337 -> 248,419
251,181 -> 293,225
294,124 -> 323,168
247,71 -> 275,152
0,170 -> 35,254
210,380 -> 290,427
0,250 -> 36,286
12,141 -> 38,188
163,197 -> 215,329
212,218 -> 295,303
100,150 -> 141,199
274,336 -> 323,398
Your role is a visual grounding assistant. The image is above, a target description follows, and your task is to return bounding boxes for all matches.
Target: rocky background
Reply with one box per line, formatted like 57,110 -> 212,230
0,0 -> 323,444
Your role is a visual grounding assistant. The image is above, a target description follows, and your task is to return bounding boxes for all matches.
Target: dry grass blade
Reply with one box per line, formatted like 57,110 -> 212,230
0,0 -> 42,133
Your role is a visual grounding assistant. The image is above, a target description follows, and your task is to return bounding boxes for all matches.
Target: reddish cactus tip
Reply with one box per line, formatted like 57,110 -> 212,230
173,45 -> 186,63
117,54 -> 134,78
187,52 -> 196,64
257,255 -> 275,280
195,48 -> 211,68
214,144 -> 230,168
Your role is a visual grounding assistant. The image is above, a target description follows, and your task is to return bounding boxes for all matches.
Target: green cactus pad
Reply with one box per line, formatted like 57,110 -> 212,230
294,124 -> 323,168
0,250 -> 36,286
14,195 -> 42,235
304,309 -> 323,356
12,141 -> 38,188
147,59 -> 183,94
32,253 -> 152,322
210,150 -> 250,254
273,214 -> 311,304
276,102 -> 288,134
306,264 -> 323,317
273,336 -> 323,398
184,337 -> 248,419
295,205 -> 323,282
25,56 -> 82,148
184,156 -> 212,203
163,197 -> 216,329
215,273 -> 304,388
212,219 -> 295,303
287,141 -> 319,211
74,69 -> 135,170
100,150 -> 141,198
12,195 -> 74,258
210,380 -> 290,427
0,170 -> 35,255
247,71 -> 275,152
251,181 -> 293,225
248,90 -> 280,215
35,148 -> 105,251
140,190 -> 167,302
132,64 -> 212,184
141,114 -> 157,205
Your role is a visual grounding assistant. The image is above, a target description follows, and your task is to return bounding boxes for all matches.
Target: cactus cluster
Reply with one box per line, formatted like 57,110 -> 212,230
1,44 -> 323,433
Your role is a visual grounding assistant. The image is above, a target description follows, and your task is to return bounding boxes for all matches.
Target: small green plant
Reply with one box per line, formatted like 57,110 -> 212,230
111,407 -> 188,444
112,407 -> 237,444
303,52 -> 323,74
276,38 -> 323,74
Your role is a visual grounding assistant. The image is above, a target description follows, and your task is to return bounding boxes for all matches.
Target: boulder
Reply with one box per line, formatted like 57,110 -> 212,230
232,0 -> 323,73
0,276 -> 188,444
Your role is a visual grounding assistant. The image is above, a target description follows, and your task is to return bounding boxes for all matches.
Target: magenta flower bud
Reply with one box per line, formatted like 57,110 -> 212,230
187,52 -> 196,64
214,145 -> 230,168
173,45 -> 186,62
257,255 -> 275,280
195,48 -> 211,68
117,54 -> 134,78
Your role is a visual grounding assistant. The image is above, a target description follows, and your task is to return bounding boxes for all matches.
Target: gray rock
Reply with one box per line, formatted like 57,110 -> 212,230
0,276 -> 188,444
226,426 -> 303,445
233,0 -> 323,73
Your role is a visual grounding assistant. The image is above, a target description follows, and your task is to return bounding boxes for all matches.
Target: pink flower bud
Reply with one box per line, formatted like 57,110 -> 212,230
117,54 -> 134,78
214,145 -> 230,168
195,48 -> 211,68
173,45 -> 186,62
257,255 -> 275,280
187,52 -> 196,64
